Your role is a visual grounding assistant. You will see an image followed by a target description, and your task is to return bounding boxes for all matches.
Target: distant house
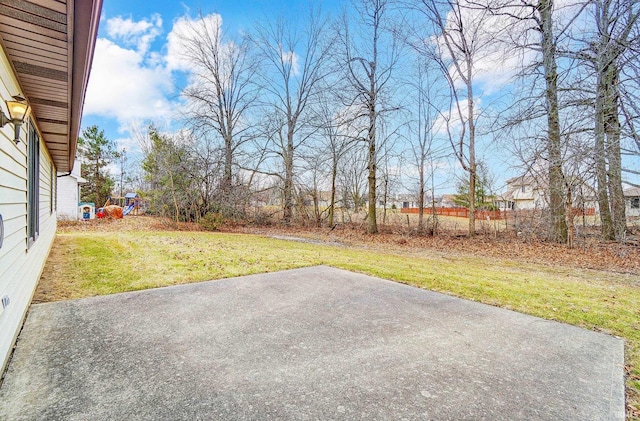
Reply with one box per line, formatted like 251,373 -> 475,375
251,186 -> 282,208
495,176 -> 547,211
625,187 -> 640,219
377,193 -> 420,209
495,175 -> 597,212
438,194 -> 460,208
397,193 -> 421,209
300,190 -> 332,209
57,161 -> 87,220
0,1 -> 102,374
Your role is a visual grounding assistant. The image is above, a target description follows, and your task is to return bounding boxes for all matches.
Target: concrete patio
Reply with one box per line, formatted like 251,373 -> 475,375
0,266 -> 625,420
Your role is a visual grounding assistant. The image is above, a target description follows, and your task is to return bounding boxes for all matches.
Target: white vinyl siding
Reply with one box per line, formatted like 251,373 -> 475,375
57,175 -> 81,220
0,47 -> 57,374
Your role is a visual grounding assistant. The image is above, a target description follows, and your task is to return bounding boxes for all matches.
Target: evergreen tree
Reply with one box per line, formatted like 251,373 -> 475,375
453,164 -> 496,211
78,125 -> 118,207
142,127 -> 188,221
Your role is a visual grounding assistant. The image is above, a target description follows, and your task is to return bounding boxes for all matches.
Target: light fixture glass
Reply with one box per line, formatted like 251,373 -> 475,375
6,96 -> 29,121
1,95 -> 30,144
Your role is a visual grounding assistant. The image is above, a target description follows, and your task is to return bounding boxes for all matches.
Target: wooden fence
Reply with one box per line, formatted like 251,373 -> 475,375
400,207 -> 596,220
400,207 -> 506,220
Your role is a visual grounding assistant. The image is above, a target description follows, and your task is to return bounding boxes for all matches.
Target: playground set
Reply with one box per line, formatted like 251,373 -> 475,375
96,192 -> 144,219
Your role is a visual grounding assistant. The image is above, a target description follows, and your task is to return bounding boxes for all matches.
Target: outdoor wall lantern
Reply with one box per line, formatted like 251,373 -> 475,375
1,95 -> 30,144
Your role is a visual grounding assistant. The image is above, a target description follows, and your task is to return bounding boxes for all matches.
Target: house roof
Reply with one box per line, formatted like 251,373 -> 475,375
440,194 -> 457,203
625,187 -> 640,197
71,173 -> 86,183
505,175 -> 535,185
0,0 -> 103,172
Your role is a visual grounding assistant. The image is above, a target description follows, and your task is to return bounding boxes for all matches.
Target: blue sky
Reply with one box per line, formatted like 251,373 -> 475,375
81,0 -> 510,194
80,0 -> 639,193
83,0 -> 341,152
82,1 -> 275,150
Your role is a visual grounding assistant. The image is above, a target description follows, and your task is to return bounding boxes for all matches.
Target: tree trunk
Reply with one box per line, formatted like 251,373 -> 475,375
367,135 -> 378,234
94,157 -> 101,207
222,134 -> 233,200
595,69 -> 614,239
168,168 -> 179,223
594,24 -> 616,240
539,0 -> 567,243
382,176 -> 388,225
604,65 -> 627,240
430,169 -> 438,235
468,164 -> 476,236
313,189 -> 321,228
466,51 -> 477,237
367,66 -> 378,234
329,160 -> 337,227
566,183 -> 574,249
283,131 -> 295,224
418,167 -> 425,233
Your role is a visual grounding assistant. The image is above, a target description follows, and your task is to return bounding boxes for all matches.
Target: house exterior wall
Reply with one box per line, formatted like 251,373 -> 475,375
627,198 -> 640,218
0,48 -> 57,373
57,175 -> 80,220
502,180 -> 548,211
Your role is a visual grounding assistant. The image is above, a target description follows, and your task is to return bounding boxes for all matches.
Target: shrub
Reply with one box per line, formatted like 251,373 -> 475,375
200,212 -> 225,231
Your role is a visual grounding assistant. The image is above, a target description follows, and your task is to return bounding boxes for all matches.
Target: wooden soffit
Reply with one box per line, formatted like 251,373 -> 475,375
0,0 -> 102,172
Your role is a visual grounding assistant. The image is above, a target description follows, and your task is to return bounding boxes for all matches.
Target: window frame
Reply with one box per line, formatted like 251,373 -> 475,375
27,120 -> 40,247
50,163 -> 54,215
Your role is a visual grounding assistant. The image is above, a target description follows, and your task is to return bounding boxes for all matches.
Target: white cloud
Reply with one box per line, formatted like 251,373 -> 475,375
433,97 -> 483,136
431,0 -> 535,95
281,50 -> 300,76
84,38 -> 174,124
473,48 -> 536,95
432,0 -> 585,96
106,14 -> 163,54
165,12 -> 252,125
112,135 -> 140,156
84,12 -> 246,157
166,13 -> 223,72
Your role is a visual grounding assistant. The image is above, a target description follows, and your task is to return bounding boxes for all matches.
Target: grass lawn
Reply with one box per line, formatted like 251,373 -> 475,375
37,229 -> 640,416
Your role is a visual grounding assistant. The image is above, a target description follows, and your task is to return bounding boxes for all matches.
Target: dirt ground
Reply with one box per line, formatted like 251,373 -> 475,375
58,216 -> 640,276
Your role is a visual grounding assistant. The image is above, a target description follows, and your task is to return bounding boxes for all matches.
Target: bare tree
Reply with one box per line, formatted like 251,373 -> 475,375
252,7 -> 333,224
338,145 -> 369,218
378,140 -> 402,225
619,52 -> 640,175
588,0 -> 639,240
175,13 -> 258,212
537,0 -> 569,242
313,91 -> 354,227
404,0 -> 501,236
619,19 -> 640,170
406,57 -> 449,233
469,0 -> 572,241
335,0 -> 402,234
118,146 -> 127,197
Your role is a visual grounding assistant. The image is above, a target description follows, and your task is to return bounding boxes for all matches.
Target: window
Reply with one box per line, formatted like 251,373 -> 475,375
50,164 -> 54,214
521,185 -> 526,193
632,198 -> 640,209
27,121 -> 40,245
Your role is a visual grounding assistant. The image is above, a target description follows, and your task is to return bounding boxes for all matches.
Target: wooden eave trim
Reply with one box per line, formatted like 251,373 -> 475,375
66,0 -> 102,172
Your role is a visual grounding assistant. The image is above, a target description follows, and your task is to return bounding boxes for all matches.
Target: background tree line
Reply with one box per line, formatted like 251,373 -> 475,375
83,0 -> 640,243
